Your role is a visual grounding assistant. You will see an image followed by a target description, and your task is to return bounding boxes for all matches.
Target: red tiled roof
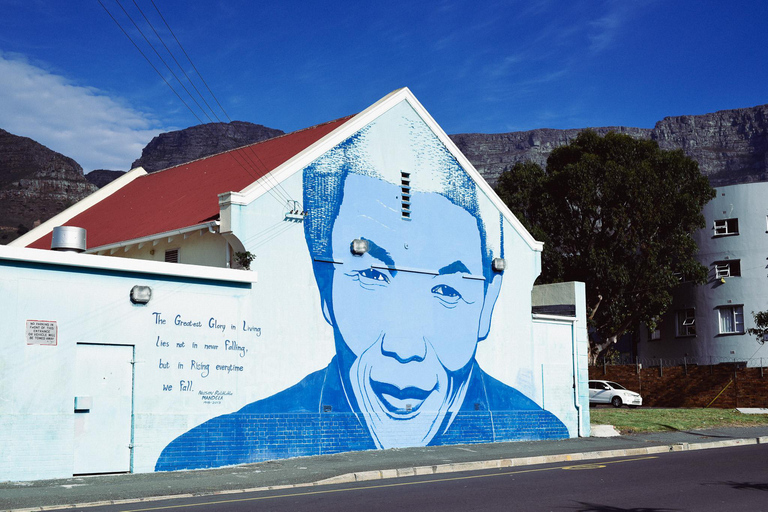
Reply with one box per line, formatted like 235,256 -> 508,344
28,115 -> 354,250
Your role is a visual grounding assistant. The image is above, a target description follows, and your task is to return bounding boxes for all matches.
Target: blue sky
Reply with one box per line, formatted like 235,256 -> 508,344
1,0 -> 766,172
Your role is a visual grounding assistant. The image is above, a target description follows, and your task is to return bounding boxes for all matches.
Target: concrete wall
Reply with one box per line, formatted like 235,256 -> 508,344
532,282 -> 590,437
639,182 -> 768,365
0,247 -> 257,481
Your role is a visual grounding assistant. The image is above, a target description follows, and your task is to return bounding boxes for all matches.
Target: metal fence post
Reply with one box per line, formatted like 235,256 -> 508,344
660,358 -> 663,377
684,357 -> 688,376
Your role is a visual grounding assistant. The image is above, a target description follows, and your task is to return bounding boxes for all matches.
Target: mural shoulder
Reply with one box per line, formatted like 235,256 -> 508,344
237,364 -> 332,414
472,366 -> 543,411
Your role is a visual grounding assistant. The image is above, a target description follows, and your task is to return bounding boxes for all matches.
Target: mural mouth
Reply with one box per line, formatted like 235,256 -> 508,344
369,379 -> 435,415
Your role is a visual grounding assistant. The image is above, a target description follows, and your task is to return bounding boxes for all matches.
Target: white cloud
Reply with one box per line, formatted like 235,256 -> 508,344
589,11 -> 624,52
588,1 -> 650,53
0,52 -> 167,172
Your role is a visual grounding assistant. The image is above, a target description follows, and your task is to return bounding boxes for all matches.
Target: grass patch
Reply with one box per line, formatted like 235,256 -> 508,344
590,407 -> 768,434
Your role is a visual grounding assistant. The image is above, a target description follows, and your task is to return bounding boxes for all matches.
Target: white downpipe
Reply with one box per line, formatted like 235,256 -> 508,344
571,320 -> 583,437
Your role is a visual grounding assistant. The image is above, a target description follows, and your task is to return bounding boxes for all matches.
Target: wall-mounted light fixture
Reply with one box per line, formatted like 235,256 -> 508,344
492,257 -> 506,273
350,238 -> 369,256
130,285 -> 152,304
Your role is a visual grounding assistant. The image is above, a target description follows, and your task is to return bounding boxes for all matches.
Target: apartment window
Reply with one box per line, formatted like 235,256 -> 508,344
164,249 -> 179,263
650,326 -> 661,341
713,218 -> 738,236
675,308 -> 696,337
714,260 -> 741,279
718,305 -> 744,334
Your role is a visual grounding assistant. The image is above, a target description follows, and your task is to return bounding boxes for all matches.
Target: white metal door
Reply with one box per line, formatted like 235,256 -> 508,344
73,344 -> 133,474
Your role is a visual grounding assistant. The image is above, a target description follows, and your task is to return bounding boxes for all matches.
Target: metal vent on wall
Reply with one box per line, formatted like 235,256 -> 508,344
164,249 -> 179,263
401,171 -> 411,219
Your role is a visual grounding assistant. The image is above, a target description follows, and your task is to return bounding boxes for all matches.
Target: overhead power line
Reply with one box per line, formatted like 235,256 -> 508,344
98,0 -> 297,210
145,0 -> 296,204
113,0 -> 291,206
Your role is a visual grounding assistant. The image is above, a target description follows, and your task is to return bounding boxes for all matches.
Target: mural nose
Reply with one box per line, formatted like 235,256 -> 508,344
380,333 -> 427,363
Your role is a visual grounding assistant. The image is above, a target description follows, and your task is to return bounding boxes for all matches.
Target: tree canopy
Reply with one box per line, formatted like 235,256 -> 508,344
747,311 -> 768,345
495,130 -> 716,359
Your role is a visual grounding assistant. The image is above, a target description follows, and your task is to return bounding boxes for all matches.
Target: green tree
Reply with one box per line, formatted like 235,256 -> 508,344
747,311 -> 768,345
495,130 -> 716,362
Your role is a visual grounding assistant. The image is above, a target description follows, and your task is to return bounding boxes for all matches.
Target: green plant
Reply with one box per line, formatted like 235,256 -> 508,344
495,131 -> 715,362
590,408 -> 768,434
234,251 -> 255,270
747,310 -> 768,344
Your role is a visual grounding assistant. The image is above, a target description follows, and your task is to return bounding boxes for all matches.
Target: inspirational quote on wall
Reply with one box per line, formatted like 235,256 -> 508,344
151,311 -> 261,405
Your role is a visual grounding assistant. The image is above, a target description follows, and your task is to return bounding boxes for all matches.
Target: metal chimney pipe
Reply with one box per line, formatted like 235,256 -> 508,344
51,226 -> 87,253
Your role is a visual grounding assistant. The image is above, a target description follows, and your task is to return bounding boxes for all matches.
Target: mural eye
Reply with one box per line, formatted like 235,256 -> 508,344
359,268 -> 389,283
349,268 -> 390,289
431,284 -> 462,306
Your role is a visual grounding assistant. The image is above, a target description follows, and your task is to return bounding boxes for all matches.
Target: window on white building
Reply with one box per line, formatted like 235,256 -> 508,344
714,260 -> 741,279
676,308 -> 696,337
713,218 -> 739,236
718,305 -> 744,334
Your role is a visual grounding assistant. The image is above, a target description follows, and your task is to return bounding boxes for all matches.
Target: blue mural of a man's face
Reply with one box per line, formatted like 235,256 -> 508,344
154,104 -> 567,473
321,173 -> 502,448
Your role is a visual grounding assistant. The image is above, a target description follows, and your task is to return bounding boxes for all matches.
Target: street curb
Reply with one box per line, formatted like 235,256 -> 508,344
315,436 -> 766,485
6,436 -> 767,512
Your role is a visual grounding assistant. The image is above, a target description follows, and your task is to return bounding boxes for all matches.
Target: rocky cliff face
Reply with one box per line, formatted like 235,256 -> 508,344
86,169 -> 126,188
451,104 -> 768,188
451,127 -> 652,186
652,105 -> 768,186
132,121 -> 284,172
0,121 -> 285,244
0,128 -> 97,244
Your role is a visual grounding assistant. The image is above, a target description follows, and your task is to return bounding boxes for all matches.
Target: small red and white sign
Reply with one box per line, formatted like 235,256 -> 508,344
26,320 -> 58,346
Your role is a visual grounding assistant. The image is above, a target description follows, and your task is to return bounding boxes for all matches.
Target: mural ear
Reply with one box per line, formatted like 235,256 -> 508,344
478,273 -> 502,341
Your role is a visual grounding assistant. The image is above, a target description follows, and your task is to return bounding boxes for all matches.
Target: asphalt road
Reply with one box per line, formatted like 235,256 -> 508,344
64,444 -> 768,512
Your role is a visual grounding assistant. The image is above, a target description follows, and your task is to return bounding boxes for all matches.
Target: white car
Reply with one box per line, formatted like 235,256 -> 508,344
588,380 -> 642,408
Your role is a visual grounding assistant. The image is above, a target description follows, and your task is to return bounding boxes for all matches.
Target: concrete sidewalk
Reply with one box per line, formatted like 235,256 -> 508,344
3,425 -> 768,512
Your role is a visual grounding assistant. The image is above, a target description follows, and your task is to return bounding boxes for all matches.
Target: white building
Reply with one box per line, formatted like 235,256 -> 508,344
638,181 -> 768,365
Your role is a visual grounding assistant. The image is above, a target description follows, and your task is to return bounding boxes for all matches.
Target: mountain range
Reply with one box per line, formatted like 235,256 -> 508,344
1,103 -> 766,245
451,103 -> 768,187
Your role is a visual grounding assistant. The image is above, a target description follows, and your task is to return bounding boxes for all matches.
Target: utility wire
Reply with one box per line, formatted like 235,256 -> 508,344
150,0 -> 232,120
114,0 -> 214,124
146,0 -> 297,205
131,0 -> 221,123
100,0 -> 293,210
97,0 -> 204,126
243,218 -> 297,245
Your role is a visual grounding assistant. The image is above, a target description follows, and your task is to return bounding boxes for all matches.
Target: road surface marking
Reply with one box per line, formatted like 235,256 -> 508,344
112,456 -> 658,512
